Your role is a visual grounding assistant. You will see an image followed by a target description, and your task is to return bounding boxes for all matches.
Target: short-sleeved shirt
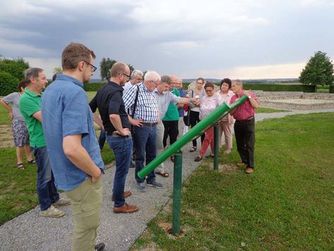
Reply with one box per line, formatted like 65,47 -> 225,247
123,83 -> 159,123
42,74 -> 104,191
90,81 -> 130,135
230,90 -> 259,121
19,88 -> 45,148
199,94 -> 219,120
2,92 -> 24,121
153,89 -> 180,120
162,88 -> 180,121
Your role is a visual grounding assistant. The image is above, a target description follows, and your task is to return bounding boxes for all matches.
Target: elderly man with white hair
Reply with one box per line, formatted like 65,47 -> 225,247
123,71 -> 163,191
123,69 -> 143,92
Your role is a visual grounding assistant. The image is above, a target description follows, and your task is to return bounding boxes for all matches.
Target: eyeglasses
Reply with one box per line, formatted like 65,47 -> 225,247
122,73 -> 131,79
84,61 -> 97,72
149,80 -> 159,84
205,89 -> 214,92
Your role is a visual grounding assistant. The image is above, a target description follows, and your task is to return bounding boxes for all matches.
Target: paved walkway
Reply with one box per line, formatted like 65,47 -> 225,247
1,108 -> 333,251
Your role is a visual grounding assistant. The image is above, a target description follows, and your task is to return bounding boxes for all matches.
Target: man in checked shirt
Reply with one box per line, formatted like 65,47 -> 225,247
123,71 -> 163,191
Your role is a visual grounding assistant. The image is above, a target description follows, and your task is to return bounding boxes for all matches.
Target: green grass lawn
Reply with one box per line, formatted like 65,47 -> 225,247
0,105 -> 10,125
0,146 -> 114,225
132,113 -> 334,250
256,107 -> 287,113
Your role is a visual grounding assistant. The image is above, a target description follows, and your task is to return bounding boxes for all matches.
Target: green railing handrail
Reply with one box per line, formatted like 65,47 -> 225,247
138,95 -> 248,179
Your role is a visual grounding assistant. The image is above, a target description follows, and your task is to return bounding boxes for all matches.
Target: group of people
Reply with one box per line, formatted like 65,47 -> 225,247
1,41 -> 259,251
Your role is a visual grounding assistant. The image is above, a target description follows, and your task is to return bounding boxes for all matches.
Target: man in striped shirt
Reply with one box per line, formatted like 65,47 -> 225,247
123,71 -> 163,191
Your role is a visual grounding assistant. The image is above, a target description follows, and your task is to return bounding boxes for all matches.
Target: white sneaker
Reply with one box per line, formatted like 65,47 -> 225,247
53,198 -> 71,207
40,205 -> 65,218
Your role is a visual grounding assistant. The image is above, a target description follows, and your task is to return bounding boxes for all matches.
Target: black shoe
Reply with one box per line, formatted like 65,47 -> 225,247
95,242 -> 105,251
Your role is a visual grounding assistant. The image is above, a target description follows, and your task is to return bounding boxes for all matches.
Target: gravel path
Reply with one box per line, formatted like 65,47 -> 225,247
1,108 -> 333,251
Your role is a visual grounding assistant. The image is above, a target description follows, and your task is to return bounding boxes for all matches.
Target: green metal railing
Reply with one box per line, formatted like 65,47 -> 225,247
138,95 -> 248,235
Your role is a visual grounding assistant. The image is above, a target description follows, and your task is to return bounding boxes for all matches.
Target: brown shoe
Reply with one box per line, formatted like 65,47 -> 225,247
113,203 -> 139,214
112,191 -> 132,201
236,161 -> 246,167
245,167 -> 254,174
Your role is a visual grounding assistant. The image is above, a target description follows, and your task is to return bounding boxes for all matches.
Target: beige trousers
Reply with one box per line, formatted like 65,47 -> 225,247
65,178 -> 103,251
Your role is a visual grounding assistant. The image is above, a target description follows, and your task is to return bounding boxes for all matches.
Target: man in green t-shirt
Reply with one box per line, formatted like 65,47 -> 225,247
19,68 -> 69,218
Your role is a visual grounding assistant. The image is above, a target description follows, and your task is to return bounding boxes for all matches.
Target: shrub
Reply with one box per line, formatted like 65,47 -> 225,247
83,82 -> 105,91
0,58 -> 29,80
0,71 -> 19,96
243,83 -> 316,92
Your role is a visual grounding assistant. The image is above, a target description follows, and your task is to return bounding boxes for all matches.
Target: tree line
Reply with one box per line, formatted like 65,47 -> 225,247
1,51 -> 333,96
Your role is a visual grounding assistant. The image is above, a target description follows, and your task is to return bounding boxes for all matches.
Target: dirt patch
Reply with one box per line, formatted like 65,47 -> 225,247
158,222 -> 186,238
218,164 -> 239,172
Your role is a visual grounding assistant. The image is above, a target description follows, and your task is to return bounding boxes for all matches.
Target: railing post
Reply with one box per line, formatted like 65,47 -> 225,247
213,124 -> 219,170
172,151 -> 182,235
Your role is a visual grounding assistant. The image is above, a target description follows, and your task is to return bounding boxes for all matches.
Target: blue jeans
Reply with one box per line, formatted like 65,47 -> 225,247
107,135 -> 132,207
98,129 -> 106,150
32,146 -> 59,211
133,125 -> 157,183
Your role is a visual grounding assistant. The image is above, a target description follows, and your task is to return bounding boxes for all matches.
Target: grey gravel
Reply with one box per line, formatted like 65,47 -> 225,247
1,108 -> 333,251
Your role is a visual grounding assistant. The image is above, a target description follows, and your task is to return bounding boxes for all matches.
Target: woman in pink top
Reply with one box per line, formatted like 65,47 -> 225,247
194,82 -> 219,162
217,78 -> 235,154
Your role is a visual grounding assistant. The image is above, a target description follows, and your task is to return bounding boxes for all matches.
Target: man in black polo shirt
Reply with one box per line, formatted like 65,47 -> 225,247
90,62 -> 138,214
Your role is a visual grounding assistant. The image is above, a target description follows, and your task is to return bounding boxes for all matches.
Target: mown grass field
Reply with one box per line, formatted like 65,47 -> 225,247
132,113 -> 334,250
0,146 -> 114,225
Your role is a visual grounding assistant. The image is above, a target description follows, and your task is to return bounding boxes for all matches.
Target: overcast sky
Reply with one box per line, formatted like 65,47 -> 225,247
1,0 -> 333,80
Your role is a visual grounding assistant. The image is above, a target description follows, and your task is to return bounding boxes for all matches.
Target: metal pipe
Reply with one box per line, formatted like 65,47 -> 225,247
213,124 -> 219,170
138,96 -> 248,179
172,152 -> 182,235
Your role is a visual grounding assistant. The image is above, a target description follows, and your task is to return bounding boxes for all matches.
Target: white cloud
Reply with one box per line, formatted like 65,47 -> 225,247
24,57 -> 61,79
0,0 -> 333,79
299,0 -> 334,7
0,39 -> 49,57
193,62 -> 306,79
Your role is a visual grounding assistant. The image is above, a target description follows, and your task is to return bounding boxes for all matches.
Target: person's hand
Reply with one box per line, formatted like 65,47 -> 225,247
117,128 -> 131,136
244,90 -> 251,97
132,119 -> 143,127
91,168 -> 102,183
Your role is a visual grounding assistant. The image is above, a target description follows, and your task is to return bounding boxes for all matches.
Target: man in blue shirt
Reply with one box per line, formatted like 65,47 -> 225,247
42,43 -> 105,251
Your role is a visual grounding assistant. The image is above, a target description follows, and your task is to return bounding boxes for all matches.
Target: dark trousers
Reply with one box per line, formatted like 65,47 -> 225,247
162,120 -> 179,148
107,135 -> 132,207
234,118 -> 255,168
98,129 -> 106,150
189,110 -> 204,148
133,125 -> 157,183
33,146 -> 59,210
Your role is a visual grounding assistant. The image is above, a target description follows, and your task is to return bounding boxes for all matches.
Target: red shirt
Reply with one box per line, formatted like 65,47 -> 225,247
230,90 -> 258,120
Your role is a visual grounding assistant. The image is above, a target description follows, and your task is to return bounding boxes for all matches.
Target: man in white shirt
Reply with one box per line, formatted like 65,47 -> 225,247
123,69 -> 143,92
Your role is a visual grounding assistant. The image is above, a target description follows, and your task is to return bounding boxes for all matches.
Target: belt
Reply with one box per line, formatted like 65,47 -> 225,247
236,116 -> 254,122
141,122 -> 158,127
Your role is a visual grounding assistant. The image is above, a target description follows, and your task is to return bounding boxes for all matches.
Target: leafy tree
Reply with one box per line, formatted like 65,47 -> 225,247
0,71 -> 19,96
299,51 -> 334,86
0,58 -> 29,80
100,57 -> 117,80
53,67 -> 63,74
